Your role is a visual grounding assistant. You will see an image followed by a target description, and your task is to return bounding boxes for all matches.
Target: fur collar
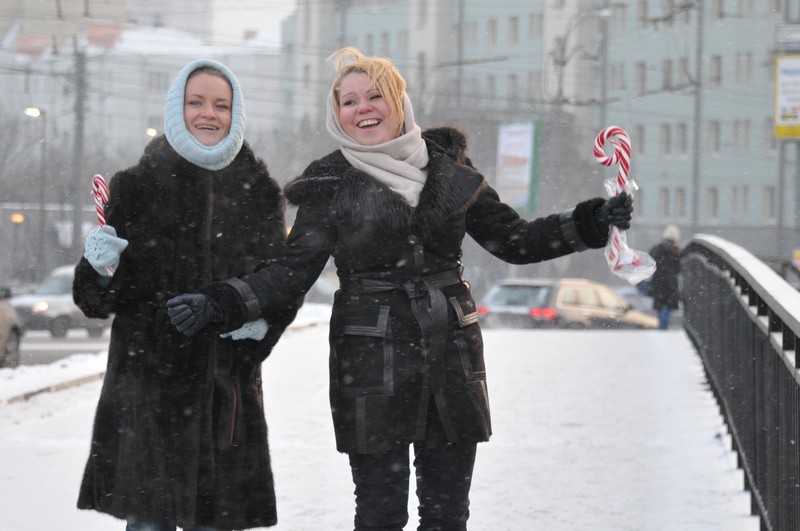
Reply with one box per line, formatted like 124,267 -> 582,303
285,127 -> 485,237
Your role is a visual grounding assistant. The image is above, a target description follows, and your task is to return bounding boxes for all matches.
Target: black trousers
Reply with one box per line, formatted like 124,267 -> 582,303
349,440 -> 477,531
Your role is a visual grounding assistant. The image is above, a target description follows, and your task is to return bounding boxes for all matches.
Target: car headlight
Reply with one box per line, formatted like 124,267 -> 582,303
32,301 -> 49,313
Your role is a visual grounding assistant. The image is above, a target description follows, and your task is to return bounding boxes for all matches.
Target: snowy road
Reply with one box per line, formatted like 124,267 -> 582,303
0,325 -> 759,531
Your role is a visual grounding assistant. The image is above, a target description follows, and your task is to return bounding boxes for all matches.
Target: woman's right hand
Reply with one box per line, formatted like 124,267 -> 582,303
167,294 -> 221,337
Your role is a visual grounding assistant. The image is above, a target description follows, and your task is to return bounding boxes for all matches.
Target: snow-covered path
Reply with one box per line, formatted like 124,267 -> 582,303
0,325 -> 759,530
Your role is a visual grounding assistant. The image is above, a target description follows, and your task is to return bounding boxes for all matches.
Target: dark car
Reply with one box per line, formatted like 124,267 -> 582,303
10,266 -> 110,338
477,277 -> 659,330
0,286 -> 22,368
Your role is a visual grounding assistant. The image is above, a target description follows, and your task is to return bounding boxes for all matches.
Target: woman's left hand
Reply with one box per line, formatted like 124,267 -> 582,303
595,191 -> 633,230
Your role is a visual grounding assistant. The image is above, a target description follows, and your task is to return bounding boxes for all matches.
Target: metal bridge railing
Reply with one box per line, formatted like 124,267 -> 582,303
682,235 -> 800,531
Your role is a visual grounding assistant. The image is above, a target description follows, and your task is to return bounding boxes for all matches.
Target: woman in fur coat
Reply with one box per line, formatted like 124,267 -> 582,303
166,48 -> 633,531
73,59 -> 298,530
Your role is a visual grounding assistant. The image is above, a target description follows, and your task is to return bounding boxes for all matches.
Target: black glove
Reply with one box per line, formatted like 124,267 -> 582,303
167,293 -> 220,337
595,191 -> 633,230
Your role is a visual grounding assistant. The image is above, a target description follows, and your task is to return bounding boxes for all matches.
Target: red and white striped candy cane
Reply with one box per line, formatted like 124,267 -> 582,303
593,125 -> 631,194
92,175 -> 109,228
592,126 -> 656,283
91,174 -> 115,275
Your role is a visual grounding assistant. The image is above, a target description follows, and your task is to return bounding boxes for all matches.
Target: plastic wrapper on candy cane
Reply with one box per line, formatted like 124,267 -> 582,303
91,174 -> 116,276
593,126 -> 656,284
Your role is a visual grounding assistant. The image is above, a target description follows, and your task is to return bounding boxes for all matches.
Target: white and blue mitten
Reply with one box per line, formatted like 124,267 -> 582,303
84,225 -> 128,276
220,318 -> 269,341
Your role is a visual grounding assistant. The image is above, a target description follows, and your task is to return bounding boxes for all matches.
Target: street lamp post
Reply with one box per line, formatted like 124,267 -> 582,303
24,106 -> 47,281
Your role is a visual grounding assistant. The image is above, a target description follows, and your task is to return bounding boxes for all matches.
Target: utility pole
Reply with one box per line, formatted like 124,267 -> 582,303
690,1 -> 704,236
456,0 -> 464,108
71,40 -> 86,258
599,0 -> 610,129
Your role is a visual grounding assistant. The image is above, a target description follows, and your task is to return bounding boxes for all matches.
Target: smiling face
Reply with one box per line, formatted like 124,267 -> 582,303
183,71 -> 233,146
337,72 -> 402,146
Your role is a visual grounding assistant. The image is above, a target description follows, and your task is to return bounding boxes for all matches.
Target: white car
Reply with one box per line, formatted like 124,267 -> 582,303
10,266 -> 110,338
0,286 -> 22,367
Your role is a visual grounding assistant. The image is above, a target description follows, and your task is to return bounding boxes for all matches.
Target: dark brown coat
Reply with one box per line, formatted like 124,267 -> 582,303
73,136 -> 297,529
207,127 -> 609,455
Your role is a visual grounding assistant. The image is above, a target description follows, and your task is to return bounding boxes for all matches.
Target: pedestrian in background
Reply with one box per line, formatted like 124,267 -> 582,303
166,47 -> 634,531
73,58 -> 298,530
649,224 -> 682,330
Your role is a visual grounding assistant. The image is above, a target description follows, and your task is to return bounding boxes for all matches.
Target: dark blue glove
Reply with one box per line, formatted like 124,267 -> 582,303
167,293 -> 220,337
595,191 -> 633,230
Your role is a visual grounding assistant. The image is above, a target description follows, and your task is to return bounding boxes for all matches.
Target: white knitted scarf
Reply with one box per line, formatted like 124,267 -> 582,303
326,92 -> 428,207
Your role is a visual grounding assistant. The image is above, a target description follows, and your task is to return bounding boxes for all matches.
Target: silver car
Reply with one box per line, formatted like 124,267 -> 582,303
10,266 -> 110,338
478,278 -> 659,330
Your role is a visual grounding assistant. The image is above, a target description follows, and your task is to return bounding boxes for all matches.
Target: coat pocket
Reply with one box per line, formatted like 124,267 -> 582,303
448,294 -> 479,327
331,305 -> 394,397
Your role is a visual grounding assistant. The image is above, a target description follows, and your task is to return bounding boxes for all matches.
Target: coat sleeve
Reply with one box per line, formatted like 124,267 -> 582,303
203,197 -> 335,331
465,184 -> 609,265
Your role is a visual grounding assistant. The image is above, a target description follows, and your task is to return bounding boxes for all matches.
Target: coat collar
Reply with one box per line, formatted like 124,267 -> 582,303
286,128 -> 486,237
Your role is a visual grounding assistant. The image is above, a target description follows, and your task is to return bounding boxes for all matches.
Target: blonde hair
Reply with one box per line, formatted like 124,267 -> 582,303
328,47 -> 406,136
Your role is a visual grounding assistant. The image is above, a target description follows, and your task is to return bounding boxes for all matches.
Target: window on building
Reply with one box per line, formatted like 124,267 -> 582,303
708,120 -> 720,154
763,186 -> 776,221
148,71 -> 169,92
676,187 -> 686,218
398,30 -> 408,57
731,186 -> 739,216
487,19 -> 497,48
763,117 -> 776,153
365,34 -> 374,53
635,124 -> 646,155
706,187 -> 719,221
610,64 -> 622,89
417,0 -> 428,28
302,63 -> 310,89
676,123 -> 688,155
664,0 -> 674,26
662,59 -> 672,90
742,185 -> 749,213
380,32 -> 390,55
509,16 -> 519,47
659,188 -> 670,218
660,123 -> 672,155
528,14 -> 542,39
678,56 -> 690,87
713,0 -> 725,20
743,119 -> 751,147
638,1 -> 649,32
636,62 -> 647,96
709,55 -> 722,88
507,74 -> 518,103
528,71 -> 541,102
732,119 -> 741,147
487,75 -> 496,103
612,3 -> 628,29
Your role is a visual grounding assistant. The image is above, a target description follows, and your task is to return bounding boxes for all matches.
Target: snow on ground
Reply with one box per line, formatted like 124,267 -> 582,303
0,313 -> 759,531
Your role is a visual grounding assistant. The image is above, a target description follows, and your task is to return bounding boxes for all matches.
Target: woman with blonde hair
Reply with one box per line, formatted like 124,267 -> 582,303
168,47 -> 634,530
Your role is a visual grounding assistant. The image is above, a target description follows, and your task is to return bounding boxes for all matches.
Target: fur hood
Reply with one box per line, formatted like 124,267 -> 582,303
285,127 -> 486,238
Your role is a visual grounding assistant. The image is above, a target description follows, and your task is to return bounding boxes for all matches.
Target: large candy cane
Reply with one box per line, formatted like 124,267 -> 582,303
593,126 -> 655,284
91,174 -> 116,276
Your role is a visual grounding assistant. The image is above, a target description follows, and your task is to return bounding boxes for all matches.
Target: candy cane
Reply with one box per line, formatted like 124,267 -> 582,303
593,125 -> 631,194
593,126 -> 655,284
92,175 -> 109,228
91,174 -> 115,276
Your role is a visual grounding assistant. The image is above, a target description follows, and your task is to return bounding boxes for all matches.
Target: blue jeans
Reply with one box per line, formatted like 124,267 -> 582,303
658,306 -> 672,330
126,523 -> 226,531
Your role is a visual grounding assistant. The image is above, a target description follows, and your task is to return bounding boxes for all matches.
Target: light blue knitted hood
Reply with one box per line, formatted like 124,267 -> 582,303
164,59 -> 245,170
